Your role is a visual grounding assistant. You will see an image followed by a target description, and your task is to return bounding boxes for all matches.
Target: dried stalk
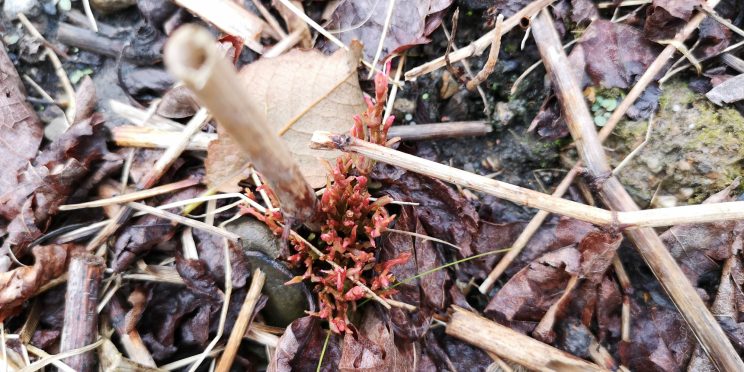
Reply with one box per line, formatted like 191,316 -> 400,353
600,0 -> 720,138
173,0 -> 278,53
446,306 -> 605,371
530,9 -> 743,371
367,0 -> 397,79
60,254 -> 104,371
57,22 -> 125,58
404,0 -> 555,80
126,202 -> 240,242
165,24 -> 317,220
17,14 -> 75,123
311,131 -> 744,228
264,28 -> 305,58
85,108 -> 210,251
111,121 -> 493,151
466,14 -> 504,91
215,269 -> 266,372
59,178 -> 199,210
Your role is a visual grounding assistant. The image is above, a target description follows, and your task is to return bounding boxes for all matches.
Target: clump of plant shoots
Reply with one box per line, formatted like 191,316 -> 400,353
244,65 -> 409,333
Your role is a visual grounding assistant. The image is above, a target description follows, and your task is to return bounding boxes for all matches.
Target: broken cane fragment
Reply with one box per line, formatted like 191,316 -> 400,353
164,24 -> 317,220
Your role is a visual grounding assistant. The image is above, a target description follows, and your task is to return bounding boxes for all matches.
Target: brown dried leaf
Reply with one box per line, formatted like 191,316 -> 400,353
156,85 -> 198,119
579,231 -> 622,283
0,245 -> 68,321
269,316 -> 342,372
1,116 -> 109,259
112,185 -> 204,271
339,308 -> 413,372
570,20 -> 660,90
0,42 -> 44,209
644,0 -> 701,40
206,42 -> 366,190
73,76 -> 97,124
321,0 -> 453,63
485,246 -> 580,324
175,254 -> 224,302
378,201 -> 437,341
660,181 -> 741,286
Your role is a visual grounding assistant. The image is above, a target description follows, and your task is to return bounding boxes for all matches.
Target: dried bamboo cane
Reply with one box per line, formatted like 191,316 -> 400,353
530,9 -> 743,371
446,306 -> 606,371
60,253 -> 104,372
310,132 -> 744,228
164,25 -> 319,220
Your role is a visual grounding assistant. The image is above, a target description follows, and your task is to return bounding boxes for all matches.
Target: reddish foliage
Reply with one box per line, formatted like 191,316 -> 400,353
246,68 -> 410,333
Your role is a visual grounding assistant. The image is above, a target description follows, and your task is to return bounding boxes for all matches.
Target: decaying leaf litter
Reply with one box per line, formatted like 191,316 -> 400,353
2,0 -> 744,371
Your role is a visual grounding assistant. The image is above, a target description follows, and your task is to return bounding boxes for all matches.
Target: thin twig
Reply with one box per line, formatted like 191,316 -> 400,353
478,167 -> 577,293
111,121 -> 492,151
17,13 -> 75,123
127,202 -> 240,242
404,0 -> 555,80
613,114 -> 654,175
701,5 -> 744,38
19,339 -> 104,372
447,306 -> 605,371
187,238 -> 233,372
59,178 -> 200,210
660,39 -> 744,83
81,0 -> 98,31
382,55 -> 405,124
466,14 -> 504,91
275,0 -> 399,84
441,17 -> 490,114
85,108 -> 211,252
367,0 -> 397,79
215,269 -> 266,372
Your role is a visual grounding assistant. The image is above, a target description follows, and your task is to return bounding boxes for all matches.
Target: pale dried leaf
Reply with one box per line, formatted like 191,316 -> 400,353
206,42 -> 365,190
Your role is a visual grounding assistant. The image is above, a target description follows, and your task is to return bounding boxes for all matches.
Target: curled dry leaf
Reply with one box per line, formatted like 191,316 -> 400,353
112,185 -> 204,271
269,316 -> 342,372
485,246 -> 580,325
644,0 -> 701,40
579,231 -> 622,283
660,180 -> 741,286
0,115 -> 109,262
0,42 -> 44,214
321,0 -> 453,63
206,42 -> 366,191
0,244 -> 69,321
569,20 -> 660,90
156,85 -> 199,119
338,307 -> 413,372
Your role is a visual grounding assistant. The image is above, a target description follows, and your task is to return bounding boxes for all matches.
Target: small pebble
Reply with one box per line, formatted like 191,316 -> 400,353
653,195 -> 678,208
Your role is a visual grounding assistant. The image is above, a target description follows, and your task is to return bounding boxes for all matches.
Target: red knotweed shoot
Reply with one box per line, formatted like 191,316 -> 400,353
243,63 -> 409,333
